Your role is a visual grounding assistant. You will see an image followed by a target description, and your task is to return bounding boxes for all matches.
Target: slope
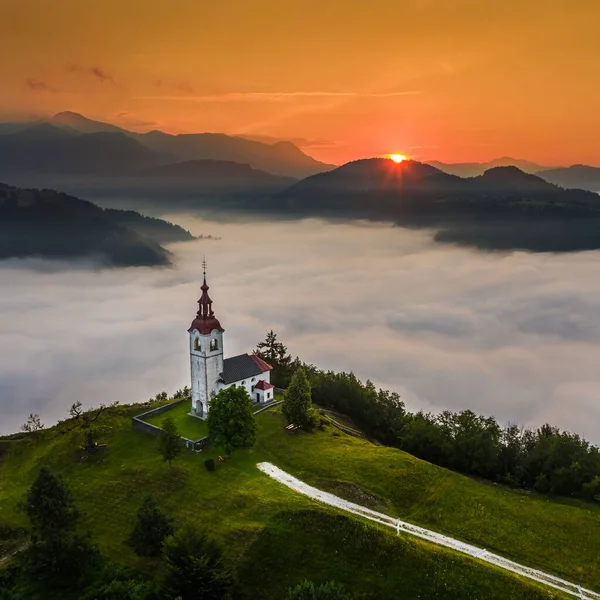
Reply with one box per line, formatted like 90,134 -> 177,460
0,403 -> 597,598
0,183 -> 194,266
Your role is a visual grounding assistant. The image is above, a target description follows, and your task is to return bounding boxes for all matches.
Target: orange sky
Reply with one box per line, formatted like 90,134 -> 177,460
1,0 -> 599,165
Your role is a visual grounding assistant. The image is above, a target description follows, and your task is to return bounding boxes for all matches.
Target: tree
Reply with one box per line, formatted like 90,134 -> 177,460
24,467 -> 80,540
207,387 -> 257,456
286,579 -> 353,600
255,330 -> 293,387
161,524 -> 235,600
158,417 -> 182,466
255,330 -> 290,367
22,467 -> 97,588
283,368 -> 316,430
20,413 -> 44,433
129,495 -> 174,557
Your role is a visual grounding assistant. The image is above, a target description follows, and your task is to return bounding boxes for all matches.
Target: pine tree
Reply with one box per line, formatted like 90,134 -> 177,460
129,495 -> 175,557
283,368 -> 316,430
24,466 -> 80,540
158,417 -> 182,466
23,467 -> 97,588
161,524 -> 235,600
207,387 -> 257,456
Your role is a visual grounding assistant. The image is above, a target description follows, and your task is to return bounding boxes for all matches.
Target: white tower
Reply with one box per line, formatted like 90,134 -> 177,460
188,260 -> 225,418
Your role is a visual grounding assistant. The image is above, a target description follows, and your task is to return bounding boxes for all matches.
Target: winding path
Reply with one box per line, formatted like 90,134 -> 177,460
257,462 -> 599,600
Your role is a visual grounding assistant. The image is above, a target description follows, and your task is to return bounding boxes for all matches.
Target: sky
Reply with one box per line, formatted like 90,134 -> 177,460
2,216 -> 600,441
1,0 -> 600,165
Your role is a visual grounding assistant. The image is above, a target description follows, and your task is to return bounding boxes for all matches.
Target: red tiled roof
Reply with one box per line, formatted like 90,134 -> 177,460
254,380 -> 274,391
188,316 -> 224,335
250,354 -> 273,372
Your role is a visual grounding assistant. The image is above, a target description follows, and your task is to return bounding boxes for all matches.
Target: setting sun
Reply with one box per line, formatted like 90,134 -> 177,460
388,154 -> 408,163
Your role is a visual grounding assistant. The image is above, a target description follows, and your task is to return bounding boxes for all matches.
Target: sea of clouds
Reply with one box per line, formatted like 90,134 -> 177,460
2,215 -> 600,441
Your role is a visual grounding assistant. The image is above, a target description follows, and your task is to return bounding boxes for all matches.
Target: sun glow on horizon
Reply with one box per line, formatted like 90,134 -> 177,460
388,153 -> 408,163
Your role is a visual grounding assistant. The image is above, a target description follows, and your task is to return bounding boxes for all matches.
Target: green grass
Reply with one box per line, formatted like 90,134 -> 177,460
0,402 -> 594,598
142,401 -> 209,440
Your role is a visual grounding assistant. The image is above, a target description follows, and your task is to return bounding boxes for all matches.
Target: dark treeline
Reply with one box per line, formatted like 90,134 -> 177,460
256,332 -> 600,503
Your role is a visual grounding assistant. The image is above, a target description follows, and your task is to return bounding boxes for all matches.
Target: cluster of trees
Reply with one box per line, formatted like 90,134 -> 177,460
258,332 -> 600,503
1,468 -> 236,599
2,466 -> 352,600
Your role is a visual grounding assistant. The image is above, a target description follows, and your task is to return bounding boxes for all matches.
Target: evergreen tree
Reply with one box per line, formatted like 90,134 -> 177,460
22,467 -> 97,588
255,330 -> 293,387
158,417 -> 182,466
283,368 -> 316,430
24,466 -> 79,540
129,495 -> 174,557
161,524 -> 235,600
207,387 -> 257,456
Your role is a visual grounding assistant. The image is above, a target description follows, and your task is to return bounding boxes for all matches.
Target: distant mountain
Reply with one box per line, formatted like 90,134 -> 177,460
428,157 -> 551,178
0,130 -> 167,175
267,158 -> 600,252
0,183 -> 195,266
0,112 -> 333,179
536,165 -> 600,192
136,131 -> 334,178
140,159 -> 295,186
51,111 -> 128,135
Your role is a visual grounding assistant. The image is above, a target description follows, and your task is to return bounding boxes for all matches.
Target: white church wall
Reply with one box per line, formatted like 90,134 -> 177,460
190,329 -> 224,418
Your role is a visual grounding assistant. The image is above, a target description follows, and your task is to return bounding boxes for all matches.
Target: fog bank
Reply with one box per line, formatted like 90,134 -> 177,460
2,216 -> 600,441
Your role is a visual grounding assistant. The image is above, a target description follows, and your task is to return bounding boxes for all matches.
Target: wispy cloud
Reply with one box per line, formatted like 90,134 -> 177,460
67,64 -> 115,84
26,78 -> 57,93
134,90 -> 423,102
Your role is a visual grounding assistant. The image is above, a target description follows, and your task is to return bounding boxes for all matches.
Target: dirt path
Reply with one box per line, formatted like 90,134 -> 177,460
257,462 -> 599,600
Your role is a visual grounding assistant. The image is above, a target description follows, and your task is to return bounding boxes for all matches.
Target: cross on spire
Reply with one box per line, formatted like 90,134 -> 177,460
188,257 -> 225,334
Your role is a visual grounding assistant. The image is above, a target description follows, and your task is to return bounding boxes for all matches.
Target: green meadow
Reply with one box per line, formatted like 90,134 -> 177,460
1,402 -> 597,598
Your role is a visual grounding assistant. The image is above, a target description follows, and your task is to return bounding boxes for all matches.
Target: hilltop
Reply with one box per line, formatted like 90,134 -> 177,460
0,400 -> 598,598
264,158 -> 600,252
0,183 -> 195,267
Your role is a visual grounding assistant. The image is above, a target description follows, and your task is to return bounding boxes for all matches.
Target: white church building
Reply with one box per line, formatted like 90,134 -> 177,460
188,266 -> 274,417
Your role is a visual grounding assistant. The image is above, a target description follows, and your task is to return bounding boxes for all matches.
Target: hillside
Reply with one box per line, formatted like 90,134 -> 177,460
265,158 -> 600,252
537,165 -> 600,191
0,183 -> 195,266
140,159 -> 296,187
0,402 -> 598,598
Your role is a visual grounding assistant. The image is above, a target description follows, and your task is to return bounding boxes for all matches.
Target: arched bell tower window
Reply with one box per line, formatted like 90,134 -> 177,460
210,338 -> 218,351
195,339 -> 202,352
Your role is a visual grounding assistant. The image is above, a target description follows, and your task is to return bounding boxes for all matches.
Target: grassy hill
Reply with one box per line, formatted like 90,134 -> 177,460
1,402 -> 597,598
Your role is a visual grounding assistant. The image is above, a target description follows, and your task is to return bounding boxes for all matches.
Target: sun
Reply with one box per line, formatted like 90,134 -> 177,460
388,153 -> 408,163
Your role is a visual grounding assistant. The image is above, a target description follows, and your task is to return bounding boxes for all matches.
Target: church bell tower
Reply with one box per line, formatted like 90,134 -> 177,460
188,259 -> 225,417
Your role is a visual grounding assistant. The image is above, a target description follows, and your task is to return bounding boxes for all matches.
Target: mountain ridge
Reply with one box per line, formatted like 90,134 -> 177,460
0,182 -> 196,267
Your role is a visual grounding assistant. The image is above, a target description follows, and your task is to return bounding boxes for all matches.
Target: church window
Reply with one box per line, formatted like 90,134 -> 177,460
251,378 -> 255,382
195,339 -> 202,351
210,338 -> 218,351
268,392 -> 271,399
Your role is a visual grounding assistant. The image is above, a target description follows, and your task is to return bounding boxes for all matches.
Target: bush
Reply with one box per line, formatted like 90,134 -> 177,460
286,579 -> 353,600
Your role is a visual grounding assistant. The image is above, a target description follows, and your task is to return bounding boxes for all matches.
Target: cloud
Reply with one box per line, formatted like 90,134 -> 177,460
67,64 -> 115,83
26,78 -> 57,93
2,217 -> 600,443
134,90 -> 423,102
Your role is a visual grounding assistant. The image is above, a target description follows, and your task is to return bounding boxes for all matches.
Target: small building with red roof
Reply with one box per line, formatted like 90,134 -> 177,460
188,260 -> 273,417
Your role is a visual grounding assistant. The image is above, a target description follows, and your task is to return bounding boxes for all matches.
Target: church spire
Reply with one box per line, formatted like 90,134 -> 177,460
197,257 -> 214,318
188,257 -> 225,334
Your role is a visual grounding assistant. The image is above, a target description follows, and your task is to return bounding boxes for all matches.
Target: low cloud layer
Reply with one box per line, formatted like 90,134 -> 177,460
2,217 -> 600,441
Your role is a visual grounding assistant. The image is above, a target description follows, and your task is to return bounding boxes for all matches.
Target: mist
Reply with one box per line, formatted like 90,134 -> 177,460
2,215 -> 600,441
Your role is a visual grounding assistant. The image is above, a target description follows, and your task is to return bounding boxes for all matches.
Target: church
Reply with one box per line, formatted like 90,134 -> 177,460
188,264 -> 274,418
